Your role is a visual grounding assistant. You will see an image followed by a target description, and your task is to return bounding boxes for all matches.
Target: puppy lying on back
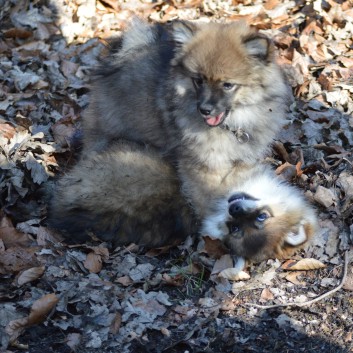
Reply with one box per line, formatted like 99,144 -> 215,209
201,165 -> 317,263
49,19 -> 317,263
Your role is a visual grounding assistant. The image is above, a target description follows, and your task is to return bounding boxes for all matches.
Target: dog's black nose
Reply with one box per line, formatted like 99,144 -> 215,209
199,107 -> 212,116
229,199 -> 257,217
229,202 -> 246,216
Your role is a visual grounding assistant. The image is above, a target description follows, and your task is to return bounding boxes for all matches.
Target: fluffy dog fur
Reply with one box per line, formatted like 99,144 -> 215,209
50,141 -> 194,247
49,19 -> 317,261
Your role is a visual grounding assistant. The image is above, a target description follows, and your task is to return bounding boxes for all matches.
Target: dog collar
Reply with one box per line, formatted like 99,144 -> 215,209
234,128 -> 250,143
223,126 -> 250,144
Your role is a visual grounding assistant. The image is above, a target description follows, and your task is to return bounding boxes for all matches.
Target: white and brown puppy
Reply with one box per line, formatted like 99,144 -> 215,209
202,165 -> 317,262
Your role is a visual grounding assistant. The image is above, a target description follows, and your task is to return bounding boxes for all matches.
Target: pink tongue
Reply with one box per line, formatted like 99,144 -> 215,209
206,112 -> 224,126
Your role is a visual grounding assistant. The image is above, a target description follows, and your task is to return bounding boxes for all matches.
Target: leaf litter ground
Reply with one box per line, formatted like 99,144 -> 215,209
0,0 -> 352,352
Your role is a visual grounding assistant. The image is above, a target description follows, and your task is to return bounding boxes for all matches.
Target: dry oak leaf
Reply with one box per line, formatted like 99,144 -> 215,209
27,293 -> 59,325
198,297 -> 219,308
260,288 -> 275,302
15,266 -> 45,286
0,213 -> 32,248
84,252 -> 103,273
145,243 -> 179,257
4,28 -> 32,39
275,162 -> 297,180
218,268 -> 250,281
314,185 -> 337,208
282,258 -> 326,271
162,273 -> 185,287
201,236 -> 229,259
0,247 -> 40,274
0,123 -> 16,140
116,275 -> 133,287
173,305 -> 197,319
36,226 -> 63,246
5,317 -> 29,343
211,254 -> 234,275
109,312 -> 122,335
285,271 -> 307,285
6,293 -> 59,343
83,246 -> 109,273
89,246 -> 110,259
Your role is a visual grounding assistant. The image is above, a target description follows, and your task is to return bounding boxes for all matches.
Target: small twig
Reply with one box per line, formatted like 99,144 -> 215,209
244,250 -> 349,310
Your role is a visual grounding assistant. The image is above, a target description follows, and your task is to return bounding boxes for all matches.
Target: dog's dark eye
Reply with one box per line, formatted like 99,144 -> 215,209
192,77 -> 204,87
229,224 -> 239,233
223,82 -> 235,90
256,213 -> 269,222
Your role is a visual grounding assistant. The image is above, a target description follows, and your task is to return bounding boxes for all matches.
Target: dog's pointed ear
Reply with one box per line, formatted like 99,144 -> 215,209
285,224 -> 308,246
243,34 -> 272,60
170,21 -> 198,46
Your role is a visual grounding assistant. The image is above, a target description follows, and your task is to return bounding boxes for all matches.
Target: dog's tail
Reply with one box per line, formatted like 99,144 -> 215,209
121,17 -> 156,52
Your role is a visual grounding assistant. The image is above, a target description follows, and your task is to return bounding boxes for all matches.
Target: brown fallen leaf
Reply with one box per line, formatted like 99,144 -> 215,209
89,246 -> 110,260
345,332 -> 353,343
337,56 -> 353,68
219,298 -> 239,311
4,28 -> 32,39
109,312 -> 122,334
211,254 -> 234,276
275,161 -> 297,179
282,259 -> 298,269
282,258 -> 326,271
0,247 -> 40,274
260,288 -> 274,302
273,141 -> 290,162
285,271 -> 307,285
162,273 -> 184,287
219,268 -> 250,281
84,252 -> 103,273
145,242 -> 180,257
27,293 -> 59,326
116,275 -> 133,287
0,213 -> 33,248
36,226 -> 63,246
201,236 -> 229,259
15,266 -> 45,286
295,161 -> 303,177
173,305 -> 197,319
5,293 -> 59,343
263,0 -> 280,11
5,317 -> 29,343
0,122 -> 16,140
314,186 -> 337,208
198,297 -> 219,308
